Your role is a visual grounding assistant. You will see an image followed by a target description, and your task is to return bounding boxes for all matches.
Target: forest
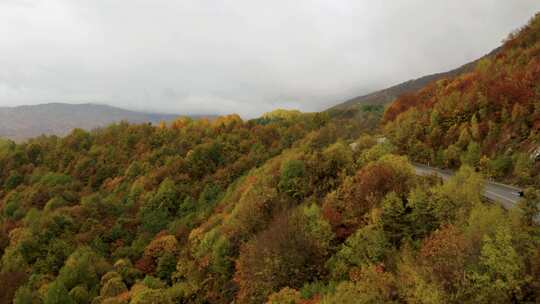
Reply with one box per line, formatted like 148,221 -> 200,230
1,12 -> 540,304
384,13 -> 540,186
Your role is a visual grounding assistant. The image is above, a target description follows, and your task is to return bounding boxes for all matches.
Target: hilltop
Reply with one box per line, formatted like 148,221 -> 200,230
0,103 -> 213,142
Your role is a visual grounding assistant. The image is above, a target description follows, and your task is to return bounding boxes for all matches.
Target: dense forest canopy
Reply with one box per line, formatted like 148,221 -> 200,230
1,12 -> 540,304
383,13 -> 540,186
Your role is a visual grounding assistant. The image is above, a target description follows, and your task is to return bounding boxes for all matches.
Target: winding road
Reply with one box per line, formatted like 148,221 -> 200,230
413,163 -> 523,210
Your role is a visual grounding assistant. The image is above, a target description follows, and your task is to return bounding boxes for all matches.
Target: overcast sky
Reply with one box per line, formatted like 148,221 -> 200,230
1,1 -> 539,117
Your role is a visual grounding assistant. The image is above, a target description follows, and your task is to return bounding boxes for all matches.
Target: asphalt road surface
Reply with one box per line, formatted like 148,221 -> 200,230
413,163 -> 523,210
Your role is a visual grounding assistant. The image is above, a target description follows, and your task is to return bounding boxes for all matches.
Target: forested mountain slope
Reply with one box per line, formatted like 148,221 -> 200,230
1,105 -> 540,304
384,13 -> 540,186
330,48 -> 500,111
2,13 -> 540,304
0,109 -> 382,303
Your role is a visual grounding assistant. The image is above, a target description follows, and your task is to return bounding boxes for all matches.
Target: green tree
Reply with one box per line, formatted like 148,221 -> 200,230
152,178 -> 180,215
517,188 -> 540,226
278,159 -> 308,201
487,155 -> 512,178
380,192 -> 410,246
13,286 -> 33,304
443,145 -> 461,168
327,225 -> 390,280
461,142 -> 481,167
512,153 -> 533,184
100,277 -> 128,298
69,285 -> 90,304
4,170 -> 23,190
407,188 -> 440,240
471,114 -> 481,140
139,207 -> 169,234
57,247 -> 107,292
322,266 -> 398,304
430,166 -> 483,223
156,252 -> 177,283
44,281 -> 76,304
198,183 -> 222,207
469,225 -> 524,303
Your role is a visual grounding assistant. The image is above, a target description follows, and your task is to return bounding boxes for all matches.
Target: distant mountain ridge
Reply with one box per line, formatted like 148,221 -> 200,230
0,103 -> 210,142
330,47 -> 501,111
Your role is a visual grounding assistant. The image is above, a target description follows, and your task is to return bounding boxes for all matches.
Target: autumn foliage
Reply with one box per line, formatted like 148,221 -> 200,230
1,12 -> 540,304
383,13 -> 540,186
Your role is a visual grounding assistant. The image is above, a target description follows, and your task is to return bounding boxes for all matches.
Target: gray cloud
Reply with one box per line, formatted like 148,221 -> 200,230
1,0 -> 539,117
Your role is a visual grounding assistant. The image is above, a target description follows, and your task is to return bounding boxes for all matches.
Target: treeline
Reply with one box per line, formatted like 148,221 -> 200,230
383,13 -> 540,186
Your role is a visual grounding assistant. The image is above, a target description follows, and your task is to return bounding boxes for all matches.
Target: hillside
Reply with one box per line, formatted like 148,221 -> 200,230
383,13 -> 540,186
330,48 -> 500,111
0,104 -> 539,303
1,12 -> 540,304
0,103 -> 211,142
